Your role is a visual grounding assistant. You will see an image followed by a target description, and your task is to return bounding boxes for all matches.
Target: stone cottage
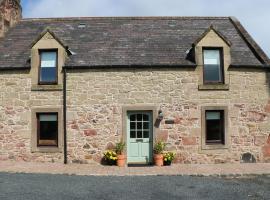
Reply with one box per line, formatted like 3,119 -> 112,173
0,0 -> 270,165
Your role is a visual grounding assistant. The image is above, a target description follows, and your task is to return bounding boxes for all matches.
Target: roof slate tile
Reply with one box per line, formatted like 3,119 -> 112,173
0,16 -> 268,69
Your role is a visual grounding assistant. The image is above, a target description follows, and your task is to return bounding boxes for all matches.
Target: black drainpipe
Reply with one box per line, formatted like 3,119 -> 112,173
63,67 -> 67,164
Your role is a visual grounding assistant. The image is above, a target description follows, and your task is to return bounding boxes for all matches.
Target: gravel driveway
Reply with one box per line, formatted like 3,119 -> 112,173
0,173 -> 269,200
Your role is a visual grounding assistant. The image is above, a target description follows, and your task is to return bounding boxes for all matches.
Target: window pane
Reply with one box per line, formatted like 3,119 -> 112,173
41,52 -> 57,68
204,64 -> 220,82
204,50 -> 220,65
38,113 -> 58,146
40,51 -> 57,82
206,112 -> 220,120
40,67 -> 57,82
206,111 -> 224,143
203,49 -> 221,82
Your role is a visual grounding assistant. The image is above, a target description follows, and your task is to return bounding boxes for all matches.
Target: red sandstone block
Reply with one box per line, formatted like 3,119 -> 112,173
71,124 -> 79,129
267,135 -> 270,144
84,129 -> 97,136
265,104 -> 270,113
182,137 -> 197,145
157,130 -> 168,141
247,111 -> 266,122
174,117 -> 183,124
263,145 -> 270,157
16,142 -> 25,147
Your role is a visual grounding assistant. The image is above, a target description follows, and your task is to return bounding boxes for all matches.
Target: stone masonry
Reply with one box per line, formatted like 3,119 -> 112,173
65,68 -> 270,164
1,68 -> 270,164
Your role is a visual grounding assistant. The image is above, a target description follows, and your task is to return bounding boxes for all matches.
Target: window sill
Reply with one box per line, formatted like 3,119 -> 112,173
198,84 -> 229,91
31,146 -> 62,153
31,84 -> 63,91
201,144 -> 229,151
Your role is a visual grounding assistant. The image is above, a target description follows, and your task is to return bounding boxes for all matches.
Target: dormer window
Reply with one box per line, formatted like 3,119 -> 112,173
203,48 -> 224,84
39,49 -> 58,84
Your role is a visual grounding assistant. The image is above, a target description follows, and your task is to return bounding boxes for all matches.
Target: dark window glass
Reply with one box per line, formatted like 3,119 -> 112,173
137,131 -> 142,138
143,131 -> 149,138
130,131 -> 136,138
130,122 -> 136,130
206,111 -> 224,144
39,51 -> 57,83
143,114 -> 149,121
37,113 -> 58,146
143,122 -> 149,129
203,49 -> 223,83
137,122 -> 142,129
130,114 -> 136,121
137,114 -> 142,121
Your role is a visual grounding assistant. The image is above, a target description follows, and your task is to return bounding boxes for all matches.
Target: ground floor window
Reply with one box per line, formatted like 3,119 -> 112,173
201,106 -> 228,150
205,110 -> 224,144
37,113 -> 58,146
31,108 -> 63,152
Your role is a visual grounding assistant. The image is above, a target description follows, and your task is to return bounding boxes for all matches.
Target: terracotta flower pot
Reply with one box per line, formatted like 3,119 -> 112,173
117,154 -> 126,167
154,154 -> 163,166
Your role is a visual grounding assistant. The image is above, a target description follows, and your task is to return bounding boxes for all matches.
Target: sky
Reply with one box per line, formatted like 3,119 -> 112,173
21,0 -> 270,58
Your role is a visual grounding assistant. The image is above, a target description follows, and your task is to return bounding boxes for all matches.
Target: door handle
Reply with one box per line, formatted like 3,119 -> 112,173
136,139 -> 143,142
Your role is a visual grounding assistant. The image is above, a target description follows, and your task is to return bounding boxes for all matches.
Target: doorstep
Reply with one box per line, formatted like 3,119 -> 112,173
0,161 -> 270,177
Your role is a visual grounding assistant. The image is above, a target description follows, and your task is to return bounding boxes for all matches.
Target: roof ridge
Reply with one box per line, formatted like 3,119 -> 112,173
21,16 -> 230,22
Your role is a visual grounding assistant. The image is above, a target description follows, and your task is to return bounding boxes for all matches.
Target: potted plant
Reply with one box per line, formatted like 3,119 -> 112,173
153,141 -> 166,166
103,150 -> 117,165
115,141 -> 126,167
163,152 -> 176,166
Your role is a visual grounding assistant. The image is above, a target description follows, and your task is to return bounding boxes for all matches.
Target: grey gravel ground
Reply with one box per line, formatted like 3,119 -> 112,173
0,173 -> 269,200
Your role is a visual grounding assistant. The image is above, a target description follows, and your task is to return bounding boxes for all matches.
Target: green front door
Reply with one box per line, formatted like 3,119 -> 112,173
127,111 -> 153,164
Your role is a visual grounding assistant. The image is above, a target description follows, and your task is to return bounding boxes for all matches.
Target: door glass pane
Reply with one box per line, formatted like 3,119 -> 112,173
130,131 -> 136,138
130,114 -> 136,121
137,122 -> 142,129
143,114 -> 149,121
143,122 -> 149,129
137,114 -> 142,121
130,122 -> 136,130
143,131 -> 149,138
137,131 -> 142,138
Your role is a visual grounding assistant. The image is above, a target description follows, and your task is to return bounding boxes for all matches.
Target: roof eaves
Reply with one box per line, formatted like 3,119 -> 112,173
229,64 -> 270,70
63,64 -> 197,69
229,16 -> 270,65
0,66 -> 30,70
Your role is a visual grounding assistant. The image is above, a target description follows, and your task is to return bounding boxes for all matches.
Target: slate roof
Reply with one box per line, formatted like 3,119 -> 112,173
0,16 -> 269,69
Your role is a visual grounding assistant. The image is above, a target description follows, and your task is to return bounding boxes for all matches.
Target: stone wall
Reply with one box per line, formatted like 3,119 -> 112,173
0,71 -> 63,162
1,67 -> 270,164
66,68 -> 270,164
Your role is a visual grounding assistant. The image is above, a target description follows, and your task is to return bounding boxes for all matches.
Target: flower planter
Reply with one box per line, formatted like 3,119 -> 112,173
117,154 -> 126,167
163,160 -> 172,166
154,154 -> 163,166
107,159 -> 116,166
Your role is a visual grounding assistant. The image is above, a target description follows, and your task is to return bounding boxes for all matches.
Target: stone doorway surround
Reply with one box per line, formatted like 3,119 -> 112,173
122,105 -> 158,165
